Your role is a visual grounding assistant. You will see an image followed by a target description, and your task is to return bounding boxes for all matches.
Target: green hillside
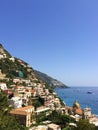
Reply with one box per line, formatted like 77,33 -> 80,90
0,44 -> 68,88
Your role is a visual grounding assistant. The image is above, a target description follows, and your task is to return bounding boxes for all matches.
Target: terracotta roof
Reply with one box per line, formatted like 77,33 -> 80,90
10,110 -> 30,115
17,60 -> 22,63
31,89 -> 36,93
65,106 -> 72,110
25,89 -> 29,92
15,106 -> 34,111
75,109 -> 83,115
10,106 -> 34,116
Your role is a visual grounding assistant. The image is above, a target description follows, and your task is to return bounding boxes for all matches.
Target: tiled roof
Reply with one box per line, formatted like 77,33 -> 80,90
15,106 -> 34,111
10,106 -> 34,116
10,110 -> 30,115
31,89 -> 36,93
75,109 -> 83,115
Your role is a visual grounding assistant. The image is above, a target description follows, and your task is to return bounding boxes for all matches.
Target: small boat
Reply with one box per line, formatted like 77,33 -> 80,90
87,91 -> 93,94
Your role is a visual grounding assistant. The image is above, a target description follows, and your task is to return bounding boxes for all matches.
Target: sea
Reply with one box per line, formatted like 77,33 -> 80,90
54,87 -> 98,115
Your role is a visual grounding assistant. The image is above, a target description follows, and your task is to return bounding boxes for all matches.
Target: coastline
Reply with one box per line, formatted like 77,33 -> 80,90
54,86 -> 98,115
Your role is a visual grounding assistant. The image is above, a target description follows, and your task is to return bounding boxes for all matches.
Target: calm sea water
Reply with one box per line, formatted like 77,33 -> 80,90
54,87 -> 98,115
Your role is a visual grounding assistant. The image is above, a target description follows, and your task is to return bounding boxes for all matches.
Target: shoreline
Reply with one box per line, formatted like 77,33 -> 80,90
54,87 -> 98,115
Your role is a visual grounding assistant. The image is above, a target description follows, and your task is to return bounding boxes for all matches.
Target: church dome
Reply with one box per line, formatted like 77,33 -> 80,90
73,100 -> 80,109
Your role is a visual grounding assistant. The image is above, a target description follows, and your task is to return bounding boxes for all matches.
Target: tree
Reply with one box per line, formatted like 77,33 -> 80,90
0,90 -> 29,130
47,111 -> 76,129
74,119 -> 95,130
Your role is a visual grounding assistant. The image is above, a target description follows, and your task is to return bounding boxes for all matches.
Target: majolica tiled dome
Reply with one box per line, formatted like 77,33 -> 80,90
73,100 -> 80,109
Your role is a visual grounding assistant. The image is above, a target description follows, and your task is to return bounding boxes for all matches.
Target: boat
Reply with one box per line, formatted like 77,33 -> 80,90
87,91 -> 93,94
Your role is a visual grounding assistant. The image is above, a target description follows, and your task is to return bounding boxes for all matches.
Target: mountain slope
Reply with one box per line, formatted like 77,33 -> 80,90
0,44 -> 68,88
0,44 -> 11,58
34,70 -> 68,88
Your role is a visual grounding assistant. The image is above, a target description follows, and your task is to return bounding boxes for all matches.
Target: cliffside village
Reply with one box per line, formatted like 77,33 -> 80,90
0,50 -> 98,130
0,78 -> 98,130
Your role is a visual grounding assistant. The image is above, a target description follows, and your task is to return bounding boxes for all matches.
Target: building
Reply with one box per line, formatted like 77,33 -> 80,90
0,82 -> 7,90
10,106 -> 34,127
35,106 -> 51,116
8,97 -> 23,108
83,107 -> 92,119
73,100 -> 80,109
48,123 -> 61,130
72,100 -> 83,116
13,78 -> 21,83
30,125 -> 48,130
9,57 -> 15,62
89,116 -> 98,126
54,98 -> 61,108
75,108 -> 83,115
10,110 -> 31,127
0,53 -> 6,59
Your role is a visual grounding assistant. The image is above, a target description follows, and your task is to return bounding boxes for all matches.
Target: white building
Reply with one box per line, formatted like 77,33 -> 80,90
0,83 -> 8,90
30,125 -> 48,130
0,54 -> 3,59
35,106 -> 51,116
0,53 -> 6,59
9,57 -> 15,62
48,123 -> 61,130
83,107 -> 92,119
8,97 -> 22,108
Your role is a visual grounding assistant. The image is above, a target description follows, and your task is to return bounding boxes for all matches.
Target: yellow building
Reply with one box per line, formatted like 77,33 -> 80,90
10,106 -> 34,127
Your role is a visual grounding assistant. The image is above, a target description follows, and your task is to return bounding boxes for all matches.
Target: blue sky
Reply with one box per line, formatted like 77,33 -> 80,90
0,0 -> 98,86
